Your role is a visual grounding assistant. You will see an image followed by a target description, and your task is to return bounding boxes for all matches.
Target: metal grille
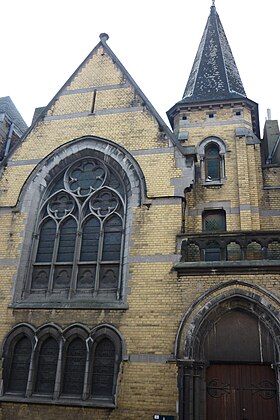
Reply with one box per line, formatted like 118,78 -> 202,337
203,210 -> 226,232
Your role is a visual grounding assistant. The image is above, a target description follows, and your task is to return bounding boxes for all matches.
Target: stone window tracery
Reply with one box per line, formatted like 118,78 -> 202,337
25,157 -> 126,302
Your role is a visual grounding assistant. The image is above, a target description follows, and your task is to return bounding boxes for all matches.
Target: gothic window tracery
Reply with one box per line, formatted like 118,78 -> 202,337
27,157 -> 126,301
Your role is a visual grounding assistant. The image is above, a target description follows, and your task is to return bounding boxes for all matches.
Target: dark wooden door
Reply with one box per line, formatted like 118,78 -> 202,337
206,364 -> 278,420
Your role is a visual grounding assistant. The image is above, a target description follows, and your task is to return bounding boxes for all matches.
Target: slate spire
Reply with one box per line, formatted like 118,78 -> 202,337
182,3 -> 246,103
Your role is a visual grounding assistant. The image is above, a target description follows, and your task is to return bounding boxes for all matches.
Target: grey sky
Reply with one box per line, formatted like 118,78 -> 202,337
1,0 -> 279,132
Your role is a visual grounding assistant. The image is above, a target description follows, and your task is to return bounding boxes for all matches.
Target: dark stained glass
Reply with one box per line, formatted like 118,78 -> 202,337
205,144 -> 221,180
103,215 -> 122,261
92,338 -> 115,397
80,217 -> 100,261
62,338 -> 86,396
36,219 -> 56,263
8,336 -> 32,393
57,218 -> 77,262
32,156 -> 126,297
68,160 -> 106,196
35,337 -> 58,394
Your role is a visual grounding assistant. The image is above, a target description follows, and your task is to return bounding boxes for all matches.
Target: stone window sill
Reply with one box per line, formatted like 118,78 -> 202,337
0,394 -> 116,408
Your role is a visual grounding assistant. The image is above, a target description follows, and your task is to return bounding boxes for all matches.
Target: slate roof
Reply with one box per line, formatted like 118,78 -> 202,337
181,4 -> 246,104
0,96 -> 28,134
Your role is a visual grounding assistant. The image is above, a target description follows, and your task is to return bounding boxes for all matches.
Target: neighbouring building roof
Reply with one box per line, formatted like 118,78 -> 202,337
0,96 -> 28,134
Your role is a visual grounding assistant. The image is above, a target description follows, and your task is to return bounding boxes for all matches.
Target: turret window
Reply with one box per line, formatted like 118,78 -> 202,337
197,137 -> 226,185
205,143 -> 221,180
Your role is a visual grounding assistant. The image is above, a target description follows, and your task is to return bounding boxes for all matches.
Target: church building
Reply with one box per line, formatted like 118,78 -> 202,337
0,3 -> 279,419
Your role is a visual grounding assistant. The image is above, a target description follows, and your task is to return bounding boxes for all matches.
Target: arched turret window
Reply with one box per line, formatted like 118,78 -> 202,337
197,137 -> 226,184
205,143 -> 221,181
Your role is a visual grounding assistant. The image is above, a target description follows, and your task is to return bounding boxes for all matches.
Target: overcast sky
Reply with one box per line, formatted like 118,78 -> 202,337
1,0 -> 279,133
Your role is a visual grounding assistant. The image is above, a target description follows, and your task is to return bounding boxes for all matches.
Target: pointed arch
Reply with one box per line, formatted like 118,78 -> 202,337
176,281 -> 280,420
12,136 -> 146,308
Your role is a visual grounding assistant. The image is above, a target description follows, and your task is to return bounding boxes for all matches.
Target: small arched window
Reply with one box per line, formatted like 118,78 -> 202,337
7,336 -> 32,394
62,338 -> 87,396
91,338 -> 116,397
197,137 -> 226,184
35,337 -> 59,394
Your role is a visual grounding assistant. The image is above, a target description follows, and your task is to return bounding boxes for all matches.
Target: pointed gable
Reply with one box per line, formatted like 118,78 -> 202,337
182,4 -> 246,103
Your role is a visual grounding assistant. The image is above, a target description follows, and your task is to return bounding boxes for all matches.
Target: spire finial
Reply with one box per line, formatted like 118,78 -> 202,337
212,0 -> 215,6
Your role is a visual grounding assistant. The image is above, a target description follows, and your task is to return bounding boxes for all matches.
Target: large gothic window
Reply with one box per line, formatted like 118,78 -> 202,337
27,157 -> 126,301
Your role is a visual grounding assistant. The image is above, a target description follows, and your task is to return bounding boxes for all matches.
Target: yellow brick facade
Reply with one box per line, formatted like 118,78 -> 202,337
0,18 -> 279,420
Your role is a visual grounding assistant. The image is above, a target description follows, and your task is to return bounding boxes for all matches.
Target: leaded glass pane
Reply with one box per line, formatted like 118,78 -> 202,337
66,159 -> 106,196
205,144 -> 221,180
35,337 -> 58,394
206,146 -> 219,158
62,338 -> 86,396
90,190 -> 119,218
36,219 -> 56,263
57,218 -> 77,262
8,336 -> 31,393
203,211 -> 226,232
92,338 -> 115,397
80,217 -> 100,262
103,215 -> 122,261
206,159 -> 220,179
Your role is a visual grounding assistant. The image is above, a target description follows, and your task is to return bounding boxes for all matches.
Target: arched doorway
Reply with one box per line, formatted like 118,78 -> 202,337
176,284 -> 280,420
205,309 -> 277,419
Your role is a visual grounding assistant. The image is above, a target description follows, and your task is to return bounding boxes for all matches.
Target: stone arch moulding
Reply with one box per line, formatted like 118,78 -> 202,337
175,280 -> 280,420
196,136 -> 227,184
196,136 -> 227,157
175,279 -> 280,360
12,136 -> 147,308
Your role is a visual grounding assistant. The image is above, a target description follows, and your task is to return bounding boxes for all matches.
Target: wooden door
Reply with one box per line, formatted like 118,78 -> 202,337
206,364 -> 278,420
